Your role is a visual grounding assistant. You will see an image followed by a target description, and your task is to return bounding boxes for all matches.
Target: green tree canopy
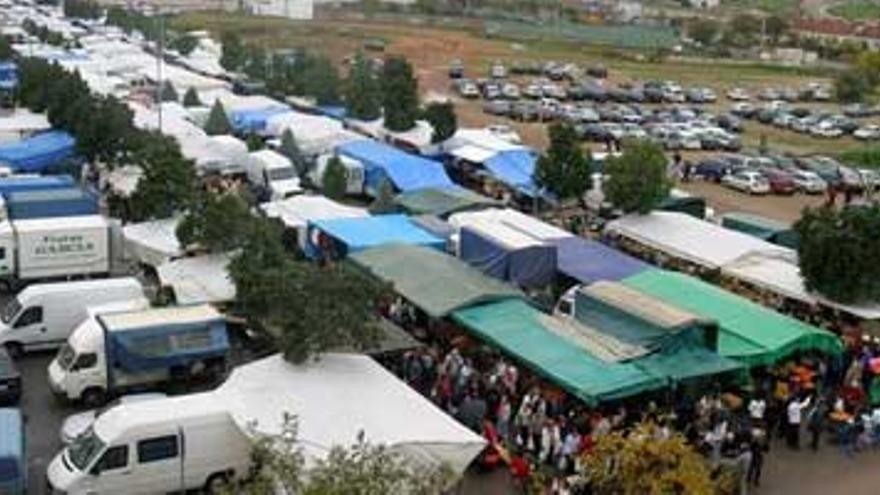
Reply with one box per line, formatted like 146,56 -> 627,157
835,69 -> 872,103
381,56 -> 419,132
688,18 -> 719,45
169,34 -> 198,56
182,87 -> 202,107
280,129 -> 304,176
423,101 -> 457,143
795,205 -> 880,303
204,99 -> 232,135
124,130 -> 197,221
304,56 -> 340,106
603,139 -> 671,214
764,15 -> 789,44
177,191 -> 254,253
533,123 -> 592,201
369,179 -> 397,214
322,155 -> 348,200
159,80 -> 178,102
220,32 -> 247,72
345,51 -> 381,121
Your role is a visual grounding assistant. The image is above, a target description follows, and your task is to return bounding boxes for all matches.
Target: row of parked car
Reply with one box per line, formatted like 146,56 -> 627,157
725,83 -> 832,103
694,153 -> 878,196
731,101 -> 880,139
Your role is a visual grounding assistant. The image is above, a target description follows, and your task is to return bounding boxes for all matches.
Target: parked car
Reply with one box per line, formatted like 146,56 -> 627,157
791,170 -> 827,194
722,170 -> 771,194
483,100 -> 511,116
448,59 -> 464,79
490,61 -> 507,79
577,123 -> 611,142
694,158 -> 733,182
810,121 -> 843,138
456,79 -> 479,99
523,83 -> 542,99
726,87 -> 750,101
855,125 -> 880,140
0,347 -> 20,405
586,65 -> 608,79
717,114 -> 743,133
501,82 -> 520,100
59,392 -> 168,444
731,103 -> 756,118
758,88 -> 781,101
760,168 -> 797,195
510,102 -> 539,122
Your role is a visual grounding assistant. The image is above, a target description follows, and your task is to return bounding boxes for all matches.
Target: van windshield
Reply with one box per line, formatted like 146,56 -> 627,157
1,298 -> 20,324
68,427 -> 105,471
57,344 -> 76,370
268,167 -> 296,181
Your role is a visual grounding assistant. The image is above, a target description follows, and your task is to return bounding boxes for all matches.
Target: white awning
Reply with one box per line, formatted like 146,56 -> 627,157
122,218 -> 183,268
156,254 -> 235,305
449,144 -> 496,164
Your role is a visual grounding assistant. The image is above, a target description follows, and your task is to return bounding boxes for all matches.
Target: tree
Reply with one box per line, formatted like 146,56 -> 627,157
177,191 -> 254,253
369,179 -> 397,214
322,155 -> 348,200
204,99 -> 232,135
182,87 -> 202,107
346,51 -> 381,121
835,69 -> 872,103
0,36 -> 12,60
603,140 -> 671,214
381,56 -> 419,132
765,15 -> 789,44
279,129 -> 304,176
533,123 -> 592,201
169,34 -> 198,56
245,133 -> 263,151
124,131 -> 197,221
725,14 -> 761,47
688,18 -> 719,46
220,32 -> 247,72
226,416 -> 452,495
578,421 -> 718,494
159,80 -> 178,102
795,205 -> 880,303
304,56 -> 340,106
423,102 -> 457,143
855,51 -> 880,86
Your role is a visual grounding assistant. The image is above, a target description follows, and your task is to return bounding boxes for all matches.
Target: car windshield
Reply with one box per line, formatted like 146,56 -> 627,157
1,298 -> 21,324
268,167 -> 296,181
57,344 -> 77,370
67,427 -> 105,471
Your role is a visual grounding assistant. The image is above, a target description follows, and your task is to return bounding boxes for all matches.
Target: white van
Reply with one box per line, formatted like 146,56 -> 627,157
46,392 -> 252,494
0,278 -> 146,357
246,149 -> 302,200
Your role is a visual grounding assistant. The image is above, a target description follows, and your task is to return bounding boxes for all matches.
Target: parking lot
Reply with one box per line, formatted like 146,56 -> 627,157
17,352 -> 66,495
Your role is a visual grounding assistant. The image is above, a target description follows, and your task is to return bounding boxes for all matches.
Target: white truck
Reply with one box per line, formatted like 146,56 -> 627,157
246,149 -> 302,200
0,215 -> 110,291
0,278 -> 146,357
48,304 -> 230,406
46,391 -> 251,495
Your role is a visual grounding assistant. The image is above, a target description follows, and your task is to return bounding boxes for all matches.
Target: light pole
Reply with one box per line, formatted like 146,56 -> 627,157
155,10 -> 165,133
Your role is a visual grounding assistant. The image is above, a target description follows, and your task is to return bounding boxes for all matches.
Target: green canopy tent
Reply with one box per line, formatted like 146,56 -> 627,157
349,245 -> 523,319
395,187 -> 500,218
452,299 -> 667,405
720,212 -> 799,250
622,270 -> 842,367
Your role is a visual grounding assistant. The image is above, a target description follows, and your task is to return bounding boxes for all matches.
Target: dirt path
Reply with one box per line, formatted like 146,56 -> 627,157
678,180 -> 825,223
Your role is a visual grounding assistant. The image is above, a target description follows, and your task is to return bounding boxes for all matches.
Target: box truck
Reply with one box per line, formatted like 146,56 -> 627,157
48,304 -> 230,405
0,278 -> 147,357
46,393 -> 250,495
3,187 -> 99,220
0,214 -> 110,291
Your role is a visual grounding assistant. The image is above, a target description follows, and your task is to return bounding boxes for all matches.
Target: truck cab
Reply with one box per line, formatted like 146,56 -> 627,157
49,314 -> 107,404
246,150 -> 301,201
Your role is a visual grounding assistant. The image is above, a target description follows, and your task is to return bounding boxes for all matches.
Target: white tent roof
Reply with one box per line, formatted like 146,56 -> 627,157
606,211 -> 790,269
449,145 -> 497,164
723,252 -> 880,320
215,353 -> 486,475
264,111 -> 363,156
444,128 -> 524,155
156,254 -> 235,305
122,218 -> 183,268
0,109 -> 50,134
449,208 -> 572,243
260,195 -> 368,229
249,149 -> 292,170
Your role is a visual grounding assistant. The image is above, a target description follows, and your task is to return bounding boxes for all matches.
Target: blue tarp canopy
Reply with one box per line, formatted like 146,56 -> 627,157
230,106 -> 290,134
483,149 -> 540,197
553,237 -> 651,284
460,226 -> 557,288
107,320 -> 229,373
0,62 -> 17,90
309,214 -> 445,258
337,140 -> 454,194
0,131 -> 76,172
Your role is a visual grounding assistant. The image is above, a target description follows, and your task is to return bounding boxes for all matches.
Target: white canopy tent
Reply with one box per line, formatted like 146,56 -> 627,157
605,211 -> 790,270
156,254 -> 236,305
449,207 -> 572,242
215,353 -> 486,475
122,218 -> 183,268
0,109 -> 50,142
261,195 -> 368,248
265,111 -> 361,156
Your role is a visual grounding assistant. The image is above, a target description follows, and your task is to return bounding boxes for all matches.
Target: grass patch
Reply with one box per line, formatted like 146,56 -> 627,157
828,0 -> 880,21
721,0 -> 801,15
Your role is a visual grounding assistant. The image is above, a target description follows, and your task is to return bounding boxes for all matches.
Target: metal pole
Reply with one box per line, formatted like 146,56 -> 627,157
156,12 -> 164,133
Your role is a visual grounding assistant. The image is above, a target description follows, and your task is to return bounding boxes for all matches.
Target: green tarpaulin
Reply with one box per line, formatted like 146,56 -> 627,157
452,299 -> 667,405
721,212 -> 799,250
350,245 -> 522,318
395,187 -> 500,217
623,270 -> 842,367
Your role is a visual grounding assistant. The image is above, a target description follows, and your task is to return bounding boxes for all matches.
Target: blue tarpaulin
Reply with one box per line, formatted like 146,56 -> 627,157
459,226 -> 557,288
553,237 -> 650,284
308,214 -> 445,258
0,175 -> 74,196
107,320 -> 229,373
0,131 -> 76,172
336,140 -> 454,195
0,62 -> 17,91
6,187 -> 99,220
483,149 -> 539,197
230,106 -> 291,134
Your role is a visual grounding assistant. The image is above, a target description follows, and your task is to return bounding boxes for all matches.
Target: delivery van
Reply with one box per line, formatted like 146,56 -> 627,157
46,393 -> 251,494
0,278 -> 146,357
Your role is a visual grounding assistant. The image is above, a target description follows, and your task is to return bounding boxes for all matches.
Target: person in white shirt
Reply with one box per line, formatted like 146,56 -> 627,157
786,395 -> 812,449
748,396 -> 767,423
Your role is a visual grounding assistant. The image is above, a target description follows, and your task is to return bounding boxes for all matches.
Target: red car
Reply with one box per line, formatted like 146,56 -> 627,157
761,168 -> 797,195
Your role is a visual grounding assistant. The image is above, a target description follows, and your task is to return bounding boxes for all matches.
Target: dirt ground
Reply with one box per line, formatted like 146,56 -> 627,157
677,180 -> 826,223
